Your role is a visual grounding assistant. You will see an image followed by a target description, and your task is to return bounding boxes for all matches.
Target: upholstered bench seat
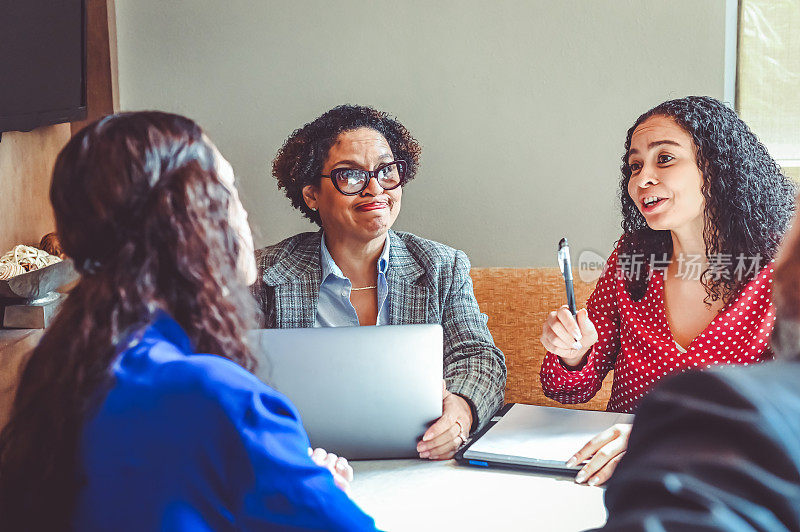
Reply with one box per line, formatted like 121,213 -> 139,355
471,267 -> 612,411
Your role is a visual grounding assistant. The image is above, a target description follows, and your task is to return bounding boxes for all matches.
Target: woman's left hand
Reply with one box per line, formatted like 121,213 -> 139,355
567,423 -> 632,486
309,447 -> 354,493
417,380 -> 473,460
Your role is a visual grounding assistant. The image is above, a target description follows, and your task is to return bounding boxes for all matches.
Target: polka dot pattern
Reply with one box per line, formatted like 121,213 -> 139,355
540,246 -> 776,413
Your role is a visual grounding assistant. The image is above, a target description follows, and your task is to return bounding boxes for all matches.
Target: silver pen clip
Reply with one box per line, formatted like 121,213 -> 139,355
558,237 -> 577,316
558,238 -> 572,280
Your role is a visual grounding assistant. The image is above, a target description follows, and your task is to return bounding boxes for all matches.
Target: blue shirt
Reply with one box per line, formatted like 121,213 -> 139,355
74,311 -> 377,531
314,234 -> 390,327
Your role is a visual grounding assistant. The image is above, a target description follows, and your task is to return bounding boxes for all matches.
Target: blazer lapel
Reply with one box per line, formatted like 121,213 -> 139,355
386,231 -> 429,325
261,232 -> 322,328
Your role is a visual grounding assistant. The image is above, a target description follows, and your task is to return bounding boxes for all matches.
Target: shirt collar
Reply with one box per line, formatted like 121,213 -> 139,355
320,233 -> 391,283
121,309 -> 194,355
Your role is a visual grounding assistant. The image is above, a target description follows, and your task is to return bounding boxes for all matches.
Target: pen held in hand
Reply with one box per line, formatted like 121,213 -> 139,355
558,237 -> 578,317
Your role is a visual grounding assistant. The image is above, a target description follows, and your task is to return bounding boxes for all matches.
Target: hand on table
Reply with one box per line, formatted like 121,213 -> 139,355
566,423 -> 632,486
540,306 -> 598,367
309,447 -> 354,493
416,380 -> 472,460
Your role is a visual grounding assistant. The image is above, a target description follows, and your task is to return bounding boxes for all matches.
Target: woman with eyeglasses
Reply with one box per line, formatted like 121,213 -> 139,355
253,104 -> 506,460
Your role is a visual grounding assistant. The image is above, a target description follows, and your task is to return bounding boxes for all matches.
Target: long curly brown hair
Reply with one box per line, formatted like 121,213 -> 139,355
0,112 -> 256,530
619,96 -> 795,304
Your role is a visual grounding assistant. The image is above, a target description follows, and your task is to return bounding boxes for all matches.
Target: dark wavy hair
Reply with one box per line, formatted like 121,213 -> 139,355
273,104 -> 422,226
619,96 -> 795,304
0,111 -> 257,530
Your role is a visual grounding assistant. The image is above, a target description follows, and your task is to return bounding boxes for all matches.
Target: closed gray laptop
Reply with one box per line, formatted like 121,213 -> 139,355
248,324 -> 443,459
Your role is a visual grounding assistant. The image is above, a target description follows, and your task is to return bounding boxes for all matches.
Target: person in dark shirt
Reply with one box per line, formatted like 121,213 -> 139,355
598,192 -> 800,531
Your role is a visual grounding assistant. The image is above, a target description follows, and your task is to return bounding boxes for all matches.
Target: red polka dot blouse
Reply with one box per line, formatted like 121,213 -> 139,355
540,246 -> 775,413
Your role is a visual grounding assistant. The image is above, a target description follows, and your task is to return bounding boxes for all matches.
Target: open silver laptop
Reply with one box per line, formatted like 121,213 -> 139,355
457,403 -> 634,474
248,324 -> 443,459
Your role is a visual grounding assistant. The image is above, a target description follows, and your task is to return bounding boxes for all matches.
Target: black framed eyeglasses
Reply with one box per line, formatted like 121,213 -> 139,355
321,160 -> 407,196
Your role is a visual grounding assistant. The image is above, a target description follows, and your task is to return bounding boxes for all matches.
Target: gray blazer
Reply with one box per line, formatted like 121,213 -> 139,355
252,230 -> 507,430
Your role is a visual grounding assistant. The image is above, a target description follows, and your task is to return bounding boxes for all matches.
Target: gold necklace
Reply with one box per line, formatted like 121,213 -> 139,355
351,285 -> 377,291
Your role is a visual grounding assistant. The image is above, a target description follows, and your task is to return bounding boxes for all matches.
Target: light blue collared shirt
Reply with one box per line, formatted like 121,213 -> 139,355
315,234 -> 390,327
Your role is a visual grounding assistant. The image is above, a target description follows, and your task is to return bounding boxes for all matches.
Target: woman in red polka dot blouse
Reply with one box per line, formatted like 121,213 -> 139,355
539,96 -> 796,486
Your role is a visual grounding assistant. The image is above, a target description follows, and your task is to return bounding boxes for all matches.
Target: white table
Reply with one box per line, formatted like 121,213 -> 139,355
350,459 -> 607,531
0,331 -> 608,530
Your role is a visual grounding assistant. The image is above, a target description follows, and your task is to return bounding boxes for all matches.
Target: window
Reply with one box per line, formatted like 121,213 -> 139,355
736,0 -> 800,180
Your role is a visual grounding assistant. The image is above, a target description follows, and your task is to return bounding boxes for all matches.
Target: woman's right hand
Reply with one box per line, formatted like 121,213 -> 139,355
540,306 -> 598,368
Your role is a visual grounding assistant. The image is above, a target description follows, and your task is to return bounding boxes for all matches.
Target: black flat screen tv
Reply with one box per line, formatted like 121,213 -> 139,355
0,0 -> 87,133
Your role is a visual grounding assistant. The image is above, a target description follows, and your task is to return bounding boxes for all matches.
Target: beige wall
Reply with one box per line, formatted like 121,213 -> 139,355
114,0 -> 731,266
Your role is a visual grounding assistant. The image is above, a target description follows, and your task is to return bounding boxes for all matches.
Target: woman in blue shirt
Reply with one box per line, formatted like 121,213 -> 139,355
0,111 -> 377,531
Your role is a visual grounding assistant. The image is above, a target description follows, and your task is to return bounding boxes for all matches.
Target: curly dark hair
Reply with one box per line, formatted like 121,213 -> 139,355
0,112 -> 257,530
619,95 -> 795,304
273,104 -> 422,226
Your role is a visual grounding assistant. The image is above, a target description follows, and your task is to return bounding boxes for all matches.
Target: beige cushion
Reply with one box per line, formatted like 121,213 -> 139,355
470,267 -> 612,411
